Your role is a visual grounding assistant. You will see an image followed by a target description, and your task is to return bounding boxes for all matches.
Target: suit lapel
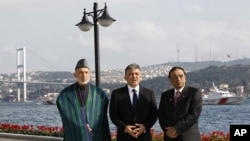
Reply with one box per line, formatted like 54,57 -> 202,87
170,89 -> 175,106
175,87 -> 187,108
123,86 -> 134,112
136,87 -> 144,111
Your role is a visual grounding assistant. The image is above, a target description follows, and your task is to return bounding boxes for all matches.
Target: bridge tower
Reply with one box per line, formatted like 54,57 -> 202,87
17,47 -> 27,102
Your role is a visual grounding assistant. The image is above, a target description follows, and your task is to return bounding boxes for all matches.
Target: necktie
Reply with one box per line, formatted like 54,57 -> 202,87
132,89 -> 138,114
174,91 -> 180,107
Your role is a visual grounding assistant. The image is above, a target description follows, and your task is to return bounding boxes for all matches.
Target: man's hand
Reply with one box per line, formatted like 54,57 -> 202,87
134,123 -> 146,137
86,124 -> 92,132
124,125 -> 138,138
165,127 -> 178,138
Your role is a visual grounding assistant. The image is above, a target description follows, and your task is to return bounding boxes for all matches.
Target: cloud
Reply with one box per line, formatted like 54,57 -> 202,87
1,0 -> 250,73
0,0 -> 77,12
184,3 -> 202,14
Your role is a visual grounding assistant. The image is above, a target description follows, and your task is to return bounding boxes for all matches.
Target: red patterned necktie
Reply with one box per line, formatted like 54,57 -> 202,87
174,91 -> 180,107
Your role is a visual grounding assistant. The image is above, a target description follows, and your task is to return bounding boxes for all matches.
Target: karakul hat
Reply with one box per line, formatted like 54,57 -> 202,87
75,58 -> 89,70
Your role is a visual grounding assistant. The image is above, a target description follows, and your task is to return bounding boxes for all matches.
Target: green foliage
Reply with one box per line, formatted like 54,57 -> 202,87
137,64 -> 250,96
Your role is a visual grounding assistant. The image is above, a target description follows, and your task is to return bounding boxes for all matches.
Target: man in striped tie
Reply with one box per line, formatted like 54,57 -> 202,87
158,66 -> 202,141
56,58 -> 111,141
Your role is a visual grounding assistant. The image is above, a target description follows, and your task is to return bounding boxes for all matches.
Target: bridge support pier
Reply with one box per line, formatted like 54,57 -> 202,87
17,47 -> 27,102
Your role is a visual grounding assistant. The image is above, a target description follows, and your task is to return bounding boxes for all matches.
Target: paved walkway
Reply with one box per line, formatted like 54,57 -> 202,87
0,133 -> 63,141
1,138 -> 25,141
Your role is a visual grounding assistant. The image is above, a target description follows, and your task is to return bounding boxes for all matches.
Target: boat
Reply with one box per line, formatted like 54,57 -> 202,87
41,93 -> 59,105
35,101 -> 43,105
202,83 -> 247,105
1,95 -> 17,102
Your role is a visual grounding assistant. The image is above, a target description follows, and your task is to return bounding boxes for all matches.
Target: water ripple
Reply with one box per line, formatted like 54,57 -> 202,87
1,99 -> 250,133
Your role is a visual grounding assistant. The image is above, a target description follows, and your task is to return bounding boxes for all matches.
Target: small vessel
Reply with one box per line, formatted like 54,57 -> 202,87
202,83 -> 247,105
35,101 -> 42,105
1,95 -> 17,102
41,93 -> 59,105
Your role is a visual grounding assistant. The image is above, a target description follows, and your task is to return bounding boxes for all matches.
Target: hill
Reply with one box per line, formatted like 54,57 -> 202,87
135,64 -> 250,96
1,58 -> 250,100
101,58 -> 250,96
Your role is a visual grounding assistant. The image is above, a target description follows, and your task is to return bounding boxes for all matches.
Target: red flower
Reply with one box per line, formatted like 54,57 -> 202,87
0,123 -> 230,140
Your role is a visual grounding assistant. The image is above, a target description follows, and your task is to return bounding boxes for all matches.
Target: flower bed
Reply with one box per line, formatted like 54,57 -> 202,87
0,123 -> 229,141
0,123 -> 63,137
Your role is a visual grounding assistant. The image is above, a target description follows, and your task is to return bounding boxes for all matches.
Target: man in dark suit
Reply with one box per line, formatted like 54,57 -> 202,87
158,66 -> 202,141
109,63 -> 157,141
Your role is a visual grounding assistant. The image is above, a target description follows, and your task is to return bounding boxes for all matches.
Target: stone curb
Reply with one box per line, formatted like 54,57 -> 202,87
0,132 -> 63,141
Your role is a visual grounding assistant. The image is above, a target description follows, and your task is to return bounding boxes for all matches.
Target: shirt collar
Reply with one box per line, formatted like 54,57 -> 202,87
127,85 -> 139,93
175,86 -> 184,93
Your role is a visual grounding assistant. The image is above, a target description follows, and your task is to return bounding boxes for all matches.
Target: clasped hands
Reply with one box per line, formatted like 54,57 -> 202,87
124,123 -> 146,138
165,127 -> 178,138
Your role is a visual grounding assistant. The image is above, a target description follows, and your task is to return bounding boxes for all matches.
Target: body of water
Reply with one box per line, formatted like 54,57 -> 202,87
1,98 -> 250,134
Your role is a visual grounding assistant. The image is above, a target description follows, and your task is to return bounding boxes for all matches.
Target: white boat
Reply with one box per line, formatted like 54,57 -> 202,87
35,100 -> 43,105
41,93 -> 59,105
202,83 -> 247,105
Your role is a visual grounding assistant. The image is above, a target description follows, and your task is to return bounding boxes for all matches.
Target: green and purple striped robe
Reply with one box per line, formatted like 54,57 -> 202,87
56,83 -> 111,141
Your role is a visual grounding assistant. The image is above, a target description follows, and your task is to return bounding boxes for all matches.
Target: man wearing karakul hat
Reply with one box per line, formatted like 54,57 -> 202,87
56,58 -> 111,141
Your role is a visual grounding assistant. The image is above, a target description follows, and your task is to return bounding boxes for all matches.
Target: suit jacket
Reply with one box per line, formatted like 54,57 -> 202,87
158,86 -> 202,141
109,85 -> 157,141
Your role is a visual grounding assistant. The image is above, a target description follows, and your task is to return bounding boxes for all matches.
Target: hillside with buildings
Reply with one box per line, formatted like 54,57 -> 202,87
0,58 -> 250,101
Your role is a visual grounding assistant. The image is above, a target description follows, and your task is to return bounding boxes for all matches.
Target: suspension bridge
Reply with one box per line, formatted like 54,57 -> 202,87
0,47 -> 71,102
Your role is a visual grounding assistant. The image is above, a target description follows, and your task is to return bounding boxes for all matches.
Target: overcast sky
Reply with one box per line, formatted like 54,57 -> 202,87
1,0 -> 250,73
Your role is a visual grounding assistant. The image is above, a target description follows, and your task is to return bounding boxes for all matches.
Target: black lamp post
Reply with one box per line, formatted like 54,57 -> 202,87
76,2 -> 115,87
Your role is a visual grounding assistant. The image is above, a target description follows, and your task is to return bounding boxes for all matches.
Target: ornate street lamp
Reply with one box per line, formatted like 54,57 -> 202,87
76,2 -> 115,87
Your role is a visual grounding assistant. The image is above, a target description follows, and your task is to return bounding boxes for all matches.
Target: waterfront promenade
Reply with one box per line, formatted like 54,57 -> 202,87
0,133 -> 62,141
